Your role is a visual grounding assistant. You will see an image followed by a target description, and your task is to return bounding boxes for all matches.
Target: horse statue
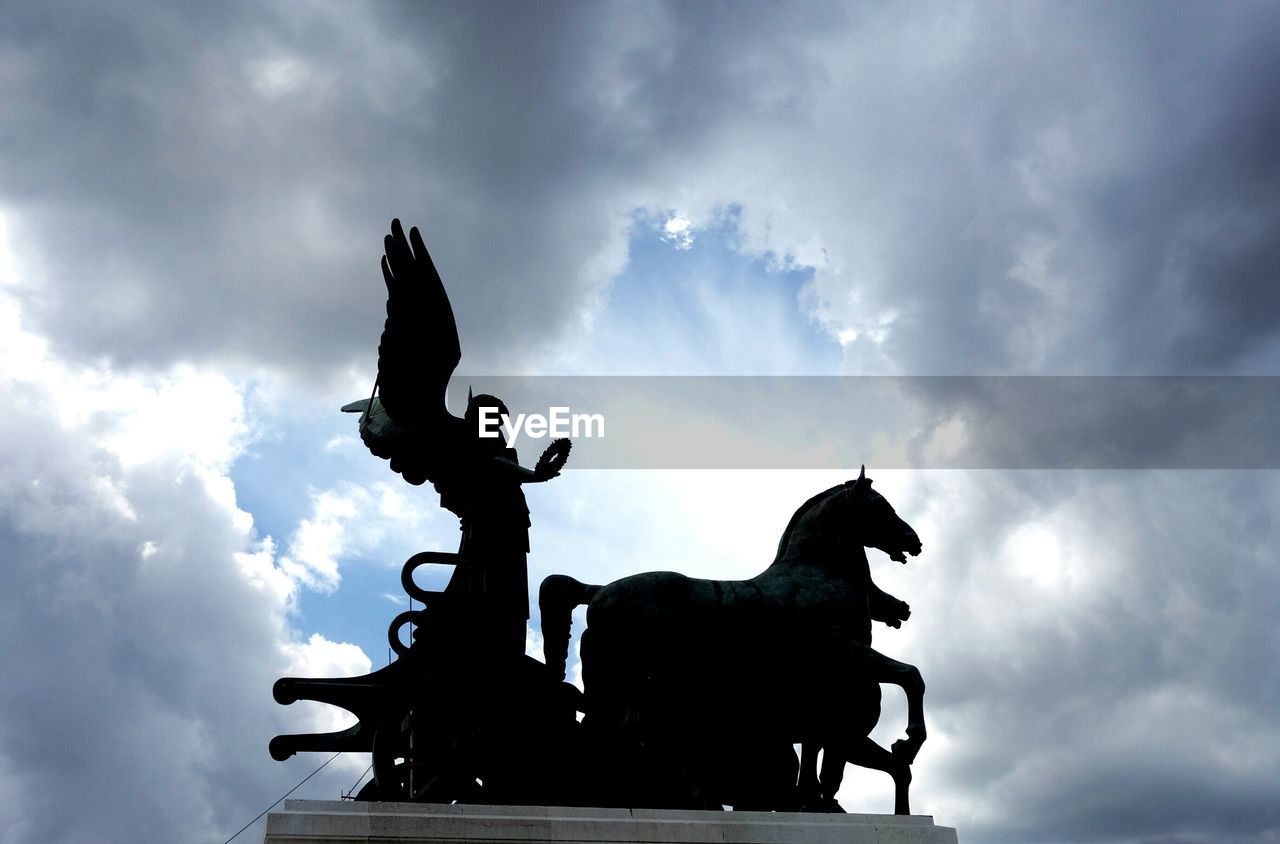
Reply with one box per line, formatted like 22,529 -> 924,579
539,467 -> 927,813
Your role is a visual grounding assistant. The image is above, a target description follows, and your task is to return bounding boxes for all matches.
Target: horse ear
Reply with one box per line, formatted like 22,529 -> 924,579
858,465 -> 865,483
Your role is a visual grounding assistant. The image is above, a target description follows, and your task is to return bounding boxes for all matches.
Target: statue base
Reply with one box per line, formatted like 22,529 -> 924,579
263,800 -> 959,843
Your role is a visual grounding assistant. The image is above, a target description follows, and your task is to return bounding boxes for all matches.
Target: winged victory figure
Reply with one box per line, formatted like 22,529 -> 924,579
342,219 -> 571,659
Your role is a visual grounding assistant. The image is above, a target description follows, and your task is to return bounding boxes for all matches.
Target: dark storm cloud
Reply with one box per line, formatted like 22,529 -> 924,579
897,376 -> 1280,469
900,471 -> 1280,843
1066,4 -> 1280,373
4,2 -> 1280,379
0,1 -> 846,379
802,2 -> 1280,376
0,2 -> 622,373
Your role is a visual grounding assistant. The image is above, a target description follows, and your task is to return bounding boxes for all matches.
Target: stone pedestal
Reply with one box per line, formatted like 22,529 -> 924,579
264,800 -> 959,843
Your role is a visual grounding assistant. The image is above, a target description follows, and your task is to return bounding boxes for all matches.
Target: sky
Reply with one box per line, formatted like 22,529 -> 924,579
1,2 -> 1279,842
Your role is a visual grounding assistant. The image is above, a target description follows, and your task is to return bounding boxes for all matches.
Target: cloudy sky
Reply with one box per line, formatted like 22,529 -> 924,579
2,2 -> 1278,841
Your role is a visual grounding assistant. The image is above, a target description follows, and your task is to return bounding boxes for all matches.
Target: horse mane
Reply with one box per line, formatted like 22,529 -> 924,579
771,481 -> 853,564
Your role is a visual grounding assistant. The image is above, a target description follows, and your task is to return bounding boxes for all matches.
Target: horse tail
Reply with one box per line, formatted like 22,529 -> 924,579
539,574 -> 601,681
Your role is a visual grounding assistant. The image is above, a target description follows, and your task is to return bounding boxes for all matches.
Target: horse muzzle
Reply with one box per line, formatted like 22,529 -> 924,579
886,533 -> 923,564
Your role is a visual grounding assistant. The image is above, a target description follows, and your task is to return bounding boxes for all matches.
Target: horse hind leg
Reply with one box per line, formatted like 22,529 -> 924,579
797,742 -> 823,809
538,574 -> 600,681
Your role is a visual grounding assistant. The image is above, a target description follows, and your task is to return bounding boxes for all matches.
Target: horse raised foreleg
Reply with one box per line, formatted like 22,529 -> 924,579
852,645 -> 927,765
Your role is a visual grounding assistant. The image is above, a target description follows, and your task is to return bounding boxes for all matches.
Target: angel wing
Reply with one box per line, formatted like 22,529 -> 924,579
342,219 -> 469,485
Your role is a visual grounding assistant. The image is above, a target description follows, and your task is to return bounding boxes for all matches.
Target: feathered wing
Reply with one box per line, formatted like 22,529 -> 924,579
343,219 -> 469,485
378,218 -> 460,429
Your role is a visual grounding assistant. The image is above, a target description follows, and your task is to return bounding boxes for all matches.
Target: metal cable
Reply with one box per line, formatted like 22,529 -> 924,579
221,752 -> 341,844
342,762 -> 374,800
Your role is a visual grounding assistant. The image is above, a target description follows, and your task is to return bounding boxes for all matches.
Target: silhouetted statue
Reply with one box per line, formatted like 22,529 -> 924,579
342,219 -> 570,659
541,466 -> 926,812
271,220 -> 575,803
269,221 -> 931,814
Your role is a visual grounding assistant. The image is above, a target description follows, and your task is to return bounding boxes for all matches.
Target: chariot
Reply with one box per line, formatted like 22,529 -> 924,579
270,550 -> 583,804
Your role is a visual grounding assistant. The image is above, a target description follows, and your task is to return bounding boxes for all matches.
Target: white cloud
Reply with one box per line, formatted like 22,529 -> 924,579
525,625 -> 545,664
280,633 -> 373,740
661,215 -> 695,250
276,480 -> 437,592
0,224 -> 372,840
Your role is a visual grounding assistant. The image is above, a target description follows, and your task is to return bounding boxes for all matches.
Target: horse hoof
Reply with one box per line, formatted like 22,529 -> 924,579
891,737 -> 921,766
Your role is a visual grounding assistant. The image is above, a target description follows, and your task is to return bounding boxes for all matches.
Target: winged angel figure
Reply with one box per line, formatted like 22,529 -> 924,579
342,219 -> 571,659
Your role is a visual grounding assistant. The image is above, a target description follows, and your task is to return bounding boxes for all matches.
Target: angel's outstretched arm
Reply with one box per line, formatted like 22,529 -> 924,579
489,457 -> 544,483
490,438 -> 572,484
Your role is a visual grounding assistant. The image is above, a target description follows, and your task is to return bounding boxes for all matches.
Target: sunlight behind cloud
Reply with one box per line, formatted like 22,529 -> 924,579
1005,522 -> 1067,590
661,215 -> 695,250
247,56 -> 304,98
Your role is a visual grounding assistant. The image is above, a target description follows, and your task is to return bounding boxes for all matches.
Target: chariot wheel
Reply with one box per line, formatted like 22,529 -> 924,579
367,705 -> 413,801
365,702 -> 485,803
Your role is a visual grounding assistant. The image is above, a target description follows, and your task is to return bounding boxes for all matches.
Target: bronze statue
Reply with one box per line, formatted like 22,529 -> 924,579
342,219 -> 570,659
541,467 -> 926,812
269,221 -> 931,814
272,220 -> 577,803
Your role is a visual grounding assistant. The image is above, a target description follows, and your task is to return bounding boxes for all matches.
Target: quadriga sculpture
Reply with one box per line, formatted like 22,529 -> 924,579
271,220 -> 932,813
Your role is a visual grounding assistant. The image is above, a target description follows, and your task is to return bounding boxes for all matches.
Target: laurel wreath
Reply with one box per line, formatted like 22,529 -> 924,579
535,438 -> 572,478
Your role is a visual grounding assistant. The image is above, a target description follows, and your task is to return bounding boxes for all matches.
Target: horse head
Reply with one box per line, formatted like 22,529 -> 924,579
836,465 -> 923,564
775,467 -> 923,566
